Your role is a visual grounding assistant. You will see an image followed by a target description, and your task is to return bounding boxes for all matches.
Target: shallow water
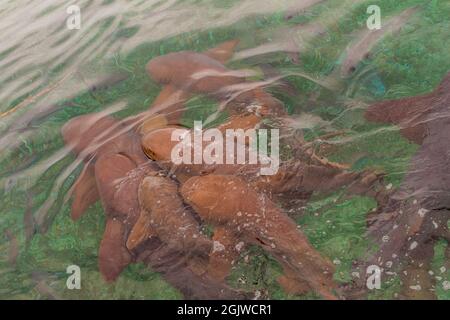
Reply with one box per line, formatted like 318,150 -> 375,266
0,0 -> 449,299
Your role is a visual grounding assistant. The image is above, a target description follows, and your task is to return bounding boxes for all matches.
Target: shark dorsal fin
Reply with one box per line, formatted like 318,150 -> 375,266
204,39 -> 240,64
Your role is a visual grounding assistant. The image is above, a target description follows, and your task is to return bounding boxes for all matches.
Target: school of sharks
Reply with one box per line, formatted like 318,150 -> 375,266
0,0 -> 449,300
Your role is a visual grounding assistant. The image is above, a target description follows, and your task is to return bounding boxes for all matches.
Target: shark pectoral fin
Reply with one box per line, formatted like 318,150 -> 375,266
277,265 -> 311,296
148,85 -> 190,124
126,210 -> 155,251
71,163 -> 99,221
94,153 -> 137,219
204,39 -> 240,64
99,218 -> 131,282
206,227 -> 240,281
